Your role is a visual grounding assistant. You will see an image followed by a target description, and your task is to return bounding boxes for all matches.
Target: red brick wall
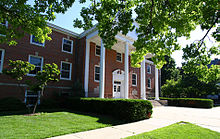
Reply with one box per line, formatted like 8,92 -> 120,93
0,29 -> 78,100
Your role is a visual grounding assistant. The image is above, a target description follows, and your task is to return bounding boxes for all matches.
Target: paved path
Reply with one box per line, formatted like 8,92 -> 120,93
49,106 -> 220,139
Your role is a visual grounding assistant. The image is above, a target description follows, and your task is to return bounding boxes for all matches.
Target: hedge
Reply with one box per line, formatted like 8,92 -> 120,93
62,97 -> 153,122
149,97 -> 213,108
0,97 -> 27,111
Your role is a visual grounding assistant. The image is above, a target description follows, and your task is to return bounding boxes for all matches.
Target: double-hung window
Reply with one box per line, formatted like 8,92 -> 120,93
94,65 -> 100,82
132,73 -> 137,86
148,78 -> 151,89
30,35 -> 45,47
60,61 -> 72,80
62,38 -> 73,54
0,49 -> 5,73
95,45 -> 101,56
28,55 -> 43,76
25,90 -> 40,106
147,65 -> 151,74
116,52 -> 122,62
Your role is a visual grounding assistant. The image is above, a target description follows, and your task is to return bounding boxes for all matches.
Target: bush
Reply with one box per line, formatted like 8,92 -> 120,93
38,98 -> 61,109
158,97 -> 213,108
62,98 -> 153,122
0,97 -> 27,111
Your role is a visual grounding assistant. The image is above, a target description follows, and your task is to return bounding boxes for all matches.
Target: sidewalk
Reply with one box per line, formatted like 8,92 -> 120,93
49,106 -> 220,139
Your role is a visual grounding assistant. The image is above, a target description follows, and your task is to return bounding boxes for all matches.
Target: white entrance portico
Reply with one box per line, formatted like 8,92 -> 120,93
83,27 -> 160,100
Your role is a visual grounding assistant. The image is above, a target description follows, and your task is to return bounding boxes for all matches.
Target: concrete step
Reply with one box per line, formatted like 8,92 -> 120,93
149,100 -> 168,107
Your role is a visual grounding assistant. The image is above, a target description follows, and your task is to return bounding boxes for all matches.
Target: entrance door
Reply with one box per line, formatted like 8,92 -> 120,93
113,81 -> 121,98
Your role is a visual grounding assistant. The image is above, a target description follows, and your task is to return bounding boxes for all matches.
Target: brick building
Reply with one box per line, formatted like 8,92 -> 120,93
0,22 -> 160,105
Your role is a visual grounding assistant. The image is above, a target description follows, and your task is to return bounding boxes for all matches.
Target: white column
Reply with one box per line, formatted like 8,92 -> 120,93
124,42 -> 129,99
84,40 -> 90,97
155,67 -> 160,100
99,39 -> 105,98
141,57 -> 146,100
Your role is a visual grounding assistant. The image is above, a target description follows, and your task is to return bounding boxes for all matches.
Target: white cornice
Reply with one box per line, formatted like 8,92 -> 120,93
47,22 -> 80,38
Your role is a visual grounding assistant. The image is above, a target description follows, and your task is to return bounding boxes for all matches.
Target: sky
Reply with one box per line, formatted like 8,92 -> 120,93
43,1 -> 219,67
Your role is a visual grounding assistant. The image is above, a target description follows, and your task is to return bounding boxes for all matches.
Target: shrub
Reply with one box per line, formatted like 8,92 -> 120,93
158,97 -> 213,108
0,97 -> 27,111
38,98 -> 61,109
63,98 -> 153,122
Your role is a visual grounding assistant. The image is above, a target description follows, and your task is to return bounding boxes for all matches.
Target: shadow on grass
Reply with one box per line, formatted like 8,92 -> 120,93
0,108 -> 126,126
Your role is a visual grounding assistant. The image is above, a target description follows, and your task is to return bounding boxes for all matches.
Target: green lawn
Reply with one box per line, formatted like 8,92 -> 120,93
0,110 -> 122,139
125,122 -> 220,139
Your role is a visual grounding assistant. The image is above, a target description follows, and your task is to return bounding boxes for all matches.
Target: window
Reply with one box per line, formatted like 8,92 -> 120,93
62,38 -> 73,54
148,78 -> 151,89
116,52 -> 122,62
95,45 -> 101,56
0,49 -> 5,73
30,35 -> 45,47
25,90 -> 40,107
28,55 -> 43,76
94,65 -> 100,82
147,65 -> 151,74
60,61 -> 72,80
132,73 -> 137,86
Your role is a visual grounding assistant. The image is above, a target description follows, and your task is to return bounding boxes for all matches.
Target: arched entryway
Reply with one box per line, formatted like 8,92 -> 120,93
112,69 -> 124,98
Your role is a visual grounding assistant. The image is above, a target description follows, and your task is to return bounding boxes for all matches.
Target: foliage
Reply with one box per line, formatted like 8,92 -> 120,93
63,98 -> 153,122
161,69 -> 219,98
0,97 -> 27,112
125,122 -> 220,139
0,111 -> 122,139
3,60 -> 60,113
161,56 -> 181,86
74,0 -> 219,82
158,97 -> 213,108
3,60 -> 35,80
0,0 -> 75,45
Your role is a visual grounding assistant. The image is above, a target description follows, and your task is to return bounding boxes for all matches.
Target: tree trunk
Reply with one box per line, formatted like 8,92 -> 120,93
32,87 -> 44,114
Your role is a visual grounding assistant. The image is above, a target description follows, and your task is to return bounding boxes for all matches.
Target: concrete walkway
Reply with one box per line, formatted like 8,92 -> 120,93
49,106 -> 220,139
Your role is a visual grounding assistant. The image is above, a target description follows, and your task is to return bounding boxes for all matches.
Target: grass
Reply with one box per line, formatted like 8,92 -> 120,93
125,122 -> 220,139
0,110 -> 123,139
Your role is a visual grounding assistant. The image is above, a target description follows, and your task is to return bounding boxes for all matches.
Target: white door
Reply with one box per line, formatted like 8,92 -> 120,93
113,81 -> 121,98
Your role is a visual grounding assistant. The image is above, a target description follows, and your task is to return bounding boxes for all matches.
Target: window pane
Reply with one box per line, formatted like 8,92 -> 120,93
95,74 -> 99,81
96,45 -> 101,56
61,71 -> 70,78
116,53 -> 121,61
63,39 -> 72,52
30,56 -> 42,66
62,63 -> 70,70
0,50 -> 2,59
95,66 -> 100,73
26,97 -> 38,105
32,35 -> 44,45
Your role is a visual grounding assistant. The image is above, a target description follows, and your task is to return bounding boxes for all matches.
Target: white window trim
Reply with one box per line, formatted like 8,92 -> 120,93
116,52 -> 122,63
132,73 -> 137,86
24,90 -> 40,107
94,65 -> 100,82
0,49 -> 5,73
95,45 -> 101,57
60,61 -> 72,80
147,65 -> 151,74
148,78 -> 151,89
30,35 -> 45,47
62,38 -> 73,54
27,55 -> 44,76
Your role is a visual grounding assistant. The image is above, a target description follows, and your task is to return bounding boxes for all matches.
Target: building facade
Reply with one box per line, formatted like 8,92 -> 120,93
0,23 -> 160,105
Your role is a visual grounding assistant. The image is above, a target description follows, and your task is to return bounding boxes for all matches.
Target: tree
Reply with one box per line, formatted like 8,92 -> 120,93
1,0 -> 219,83
161,55 -> 180,86
0,0 -> 75,45
74,0 -> 219,83
4,60 -> 60,113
